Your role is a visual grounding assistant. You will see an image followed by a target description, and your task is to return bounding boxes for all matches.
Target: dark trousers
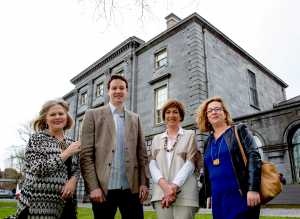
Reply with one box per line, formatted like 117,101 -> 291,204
92,189 -> 142,219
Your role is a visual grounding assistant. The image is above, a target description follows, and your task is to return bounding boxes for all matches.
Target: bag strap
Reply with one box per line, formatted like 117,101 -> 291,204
234,125 -> 247,166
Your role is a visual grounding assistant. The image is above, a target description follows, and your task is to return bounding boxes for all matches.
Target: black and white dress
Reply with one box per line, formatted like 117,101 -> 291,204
16,131 -> 80,219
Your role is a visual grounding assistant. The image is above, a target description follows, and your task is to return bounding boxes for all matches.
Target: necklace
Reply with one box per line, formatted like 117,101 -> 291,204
210,137 -> 223,166
163,135 -> 180,152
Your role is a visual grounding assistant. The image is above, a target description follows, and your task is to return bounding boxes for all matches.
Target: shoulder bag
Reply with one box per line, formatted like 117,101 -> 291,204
234,126 -> 282,204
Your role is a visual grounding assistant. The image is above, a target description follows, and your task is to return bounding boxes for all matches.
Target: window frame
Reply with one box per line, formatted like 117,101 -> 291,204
95,82 -> 104,98
154,85 -> 168,125
154,48 -> 168,69
248,70 -> 259,108
79,91 -> 88,106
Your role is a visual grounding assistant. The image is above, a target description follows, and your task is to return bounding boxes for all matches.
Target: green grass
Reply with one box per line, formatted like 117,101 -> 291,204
0,202 -> 299,219
0,208 -> 16,218
0,202 -> 16,208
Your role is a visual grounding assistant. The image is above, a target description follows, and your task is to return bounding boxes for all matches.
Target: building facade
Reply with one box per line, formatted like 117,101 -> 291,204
63,13 -> 299,201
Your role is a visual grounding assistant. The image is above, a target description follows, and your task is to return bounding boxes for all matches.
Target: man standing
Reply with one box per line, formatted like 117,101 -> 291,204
80,75 -> 149,219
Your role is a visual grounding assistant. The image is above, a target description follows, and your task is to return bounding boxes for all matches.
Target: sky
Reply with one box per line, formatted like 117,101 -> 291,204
0,0 -> 299,170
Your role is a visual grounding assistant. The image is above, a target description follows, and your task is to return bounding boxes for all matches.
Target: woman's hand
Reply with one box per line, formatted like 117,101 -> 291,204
247,191 -> 261,207
61,176 -> 77,200
158,178 -> 178,208
60,141 -> 81,161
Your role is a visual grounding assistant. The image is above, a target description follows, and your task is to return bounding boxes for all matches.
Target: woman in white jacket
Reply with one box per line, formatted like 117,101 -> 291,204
150,99 -> 201,219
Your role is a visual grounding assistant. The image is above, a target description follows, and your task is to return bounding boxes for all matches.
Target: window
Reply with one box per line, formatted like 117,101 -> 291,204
79,92 -> 87,106
76,119 -> 83,140
155,85 -> 168,124
292,128 -> 300,183
95,82 -> 104,98
248,70 -> 259,107
115,69 -> 124,76
253,135 -> 264,160
111,62 -> 124,76
155,49 -> 167,69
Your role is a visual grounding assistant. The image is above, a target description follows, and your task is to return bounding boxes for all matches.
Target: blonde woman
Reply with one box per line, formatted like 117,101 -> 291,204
197,96 -> 261,219
16,99 -> 81,219
150,99 -> 200,219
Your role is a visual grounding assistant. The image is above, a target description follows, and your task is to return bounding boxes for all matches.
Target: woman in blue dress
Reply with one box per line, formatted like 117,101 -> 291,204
196,96 -> 261,219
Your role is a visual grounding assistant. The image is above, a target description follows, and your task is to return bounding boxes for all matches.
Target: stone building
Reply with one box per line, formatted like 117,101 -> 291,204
62,12 -> 299,201
235,96 -> 300,184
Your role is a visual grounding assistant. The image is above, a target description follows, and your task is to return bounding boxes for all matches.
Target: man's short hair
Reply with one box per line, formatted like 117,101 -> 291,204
107,75 -> 128,90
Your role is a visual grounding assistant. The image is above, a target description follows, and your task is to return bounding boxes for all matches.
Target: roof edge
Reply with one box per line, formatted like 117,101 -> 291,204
70,36 -> 145,85
136,12 -> 288,88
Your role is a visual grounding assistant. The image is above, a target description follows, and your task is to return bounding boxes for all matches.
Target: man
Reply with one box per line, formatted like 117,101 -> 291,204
80,75 -> 149,219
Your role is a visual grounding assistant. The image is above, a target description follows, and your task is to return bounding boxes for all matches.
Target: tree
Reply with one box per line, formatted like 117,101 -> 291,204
8,122 -> 33,173
3,168 -> 20,179
83,0 -> 150,22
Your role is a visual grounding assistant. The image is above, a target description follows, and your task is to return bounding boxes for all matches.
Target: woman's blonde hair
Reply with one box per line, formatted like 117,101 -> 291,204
33,99 -> 73,132
196,96 -> 233,132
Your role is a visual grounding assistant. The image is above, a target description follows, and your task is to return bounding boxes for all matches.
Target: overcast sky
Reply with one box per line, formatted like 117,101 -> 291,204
0,0 -> 299,170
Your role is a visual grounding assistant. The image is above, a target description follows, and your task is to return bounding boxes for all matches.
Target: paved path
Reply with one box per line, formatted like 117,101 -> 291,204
199,208 -> 300,217
78,203 -> 300,217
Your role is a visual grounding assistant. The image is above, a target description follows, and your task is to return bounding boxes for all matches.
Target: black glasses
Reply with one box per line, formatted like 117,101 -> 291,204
206,107 -> 223,114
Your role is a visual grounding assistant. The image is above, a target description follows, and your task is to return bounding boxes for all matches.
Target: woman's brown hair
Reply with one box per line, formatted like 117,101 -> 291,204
162,99 -> 185,122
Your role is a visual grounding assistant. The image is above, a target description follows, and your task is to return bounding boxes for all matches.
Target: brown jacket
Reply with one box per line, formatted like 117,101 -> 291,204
80,105 -> 149,194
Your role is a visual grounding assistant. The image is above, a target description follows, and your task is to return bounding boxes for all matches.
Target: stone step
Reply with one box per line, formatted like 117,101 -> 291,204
267,184 -> 300,205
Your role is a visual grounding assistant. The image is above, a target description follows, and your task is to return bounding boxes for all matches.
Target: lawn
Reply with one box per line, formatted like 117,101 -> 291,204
0,202 -> 299,219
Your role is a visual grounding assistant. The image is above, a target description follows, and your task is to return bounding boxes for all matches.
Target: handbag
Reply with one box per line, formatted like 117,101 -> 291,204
234,126 -> 282,204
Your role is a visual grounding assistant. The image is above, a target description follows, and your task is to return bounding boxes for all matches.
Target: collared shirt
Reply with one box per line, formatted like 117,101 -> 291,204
149,127 -> 195,187
109,102 -> 125,129
108,102 -> 129,190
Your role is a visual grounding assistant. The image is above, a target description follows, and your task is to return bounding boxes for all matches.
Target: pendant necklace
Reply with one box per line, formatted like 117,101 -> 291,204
210,137 -> 223,166
164,135 -> 180,152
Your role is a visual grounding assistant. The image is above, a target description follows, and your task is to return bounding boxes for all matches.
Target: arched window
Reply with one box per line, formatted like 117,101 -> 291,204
292,128 -> 300,183
253,135 -> 264,160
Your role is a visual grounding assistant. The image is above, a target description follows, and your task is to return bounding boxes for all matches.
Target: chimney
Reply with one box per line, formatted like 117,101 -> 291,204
165,13 -> 181,29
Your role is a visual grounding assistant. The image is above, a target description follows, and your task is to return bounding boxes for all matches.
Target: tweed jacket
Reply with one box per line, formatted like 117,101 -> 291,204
16,131 -> 80,219
80,105 -> 149,194
150,129 -> 199,207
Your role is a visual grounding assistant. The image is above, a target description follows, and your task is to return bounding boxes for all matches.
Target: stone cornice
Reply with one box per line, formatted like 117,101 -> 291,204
135,12 -> 288,88
70,36 -> 144,85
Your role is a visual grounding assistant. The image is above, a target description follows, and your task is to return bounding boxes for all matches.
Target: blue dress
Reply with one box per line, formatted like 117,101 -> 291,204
204,128 -> 259,219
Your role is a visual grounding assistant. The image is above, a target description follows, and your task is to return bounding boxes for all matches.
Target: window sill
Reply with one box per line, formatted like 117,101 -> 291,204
149,73 -> 171,85
250,104 -> 260,111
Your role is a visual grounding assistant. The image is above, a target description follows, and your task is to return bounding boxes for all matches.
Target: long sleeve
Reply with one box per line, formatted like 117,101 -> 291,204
25,133 -> 65,177
137,116 -> 150,187
79,109 -> 99,192
149,159 -> 163,184
238,124 -> 262,192
172,160 -> 195,187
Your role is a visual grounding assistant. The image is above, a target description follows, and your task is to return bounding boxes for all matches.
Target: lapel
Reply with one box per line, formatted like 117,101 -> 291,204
168,130 -> 184,178
103,105 -> 116,140
159,135 -> 170,179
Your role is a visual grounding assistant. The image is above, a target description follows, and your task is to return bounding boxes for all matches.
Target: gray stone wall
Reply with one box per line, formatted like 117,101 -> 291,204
64,46 -> 137,141
64,92 -> 77,139
204,30 -> 285,118
236,103 -> 300,184
136,22 -> 208,137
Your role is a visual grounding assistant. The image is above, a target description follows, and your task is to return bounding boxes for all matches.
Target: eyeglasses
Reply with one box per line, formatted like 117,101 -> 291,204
206,107 -> 223,114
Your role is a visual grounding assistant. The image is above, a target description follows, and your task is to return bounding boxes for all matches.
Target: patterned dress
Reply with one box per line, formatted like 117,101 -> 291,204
16,131 -> 80,219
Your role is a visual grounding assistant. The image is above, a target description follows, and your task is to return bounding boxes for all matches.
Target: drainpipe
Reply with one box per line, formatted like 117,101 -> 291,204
202,27 -> 209,99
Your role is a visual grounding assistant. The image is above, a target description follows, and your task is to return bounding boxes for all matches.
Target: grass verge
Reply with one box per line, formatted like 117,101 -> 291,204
0,202 -> 299,219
